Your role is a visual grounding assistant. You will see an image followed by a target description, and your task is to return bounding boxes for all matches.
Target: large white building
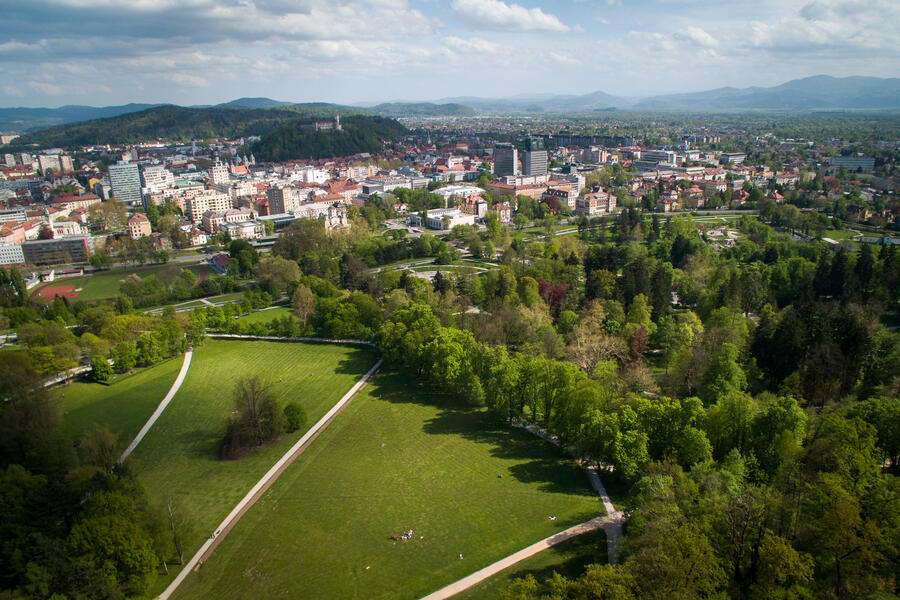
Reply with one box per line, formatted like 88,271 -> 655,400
410,208 -> 477,230
0,243 -> 25,266
209,161 -> 230,186
184,191 -> 232,223
37,154 -> 62,175
289,165 -> 330,184
140,165 -> 175,194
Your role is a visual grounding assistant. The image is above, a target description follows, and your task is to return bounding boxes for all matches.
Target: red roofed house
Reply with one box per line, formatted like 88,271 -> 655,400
128,213 -> 151,238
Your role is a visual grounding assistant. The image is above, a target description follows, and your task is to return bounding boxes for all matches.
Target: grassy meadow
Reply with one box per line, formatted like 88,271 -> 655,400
173,372 -> 603,600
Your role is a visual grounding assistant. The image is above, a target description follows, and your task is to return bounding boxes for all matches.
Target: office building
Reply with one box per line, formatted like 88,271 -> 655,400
22,234 -> 93,265
642,150 -> 677,166
522,150 -> 548,176
828,156 -> 875,172
0,243 -> 25,266
493,144 -> 518,177
108,162 -> 143,205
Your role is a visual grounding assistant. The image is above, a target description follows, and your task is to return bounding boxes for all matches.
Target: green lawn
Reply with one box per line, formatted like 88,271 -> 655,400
132,339 -> 378,594
54,356 -> 183,448
455,529 -> 607,600
820,229 -> 862,241
236,306 -> 294,325
173,372 -> 602,600
32,264 -> 213,302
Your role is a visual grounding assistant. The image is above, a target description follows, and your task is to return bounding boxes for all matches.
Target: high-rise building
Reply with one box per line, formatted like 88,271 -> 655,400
522,150 -> 548,176
108,162 -> 143,205
209,160 -> 230,186
37,154 -> 62,175
493,144 -> 518,177
140,165 -> 174,194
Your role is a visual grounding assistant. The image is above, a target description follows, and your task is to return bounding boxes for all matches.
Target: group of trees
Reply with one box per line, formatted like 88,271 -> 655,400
220,375 -> 306,459
0,360 -> 195,598
250,115 -> 407,162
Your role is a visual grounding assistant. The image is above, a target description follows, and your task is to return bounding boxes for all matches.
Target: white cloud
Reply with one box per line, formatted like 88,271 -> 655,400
450,0 -> 569,32
169,73 -> 208,87
27,81 -> 62,95
676,25 -> 718,48
549,51 -> 581,66
443,36 -> 500,53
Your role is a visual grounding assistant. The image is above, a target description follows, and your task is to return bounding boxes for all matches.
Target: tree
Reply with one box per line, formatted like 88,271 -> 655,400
90,355 -> 112,383
254,255 -> 300,296
221,375 -> 286,458
699,343 -> 747,406
111,341 -> 137,373
284,402 -> 307,433
67,492 -> 159,595
80,425 -> 118,473
291,283 -> 316,327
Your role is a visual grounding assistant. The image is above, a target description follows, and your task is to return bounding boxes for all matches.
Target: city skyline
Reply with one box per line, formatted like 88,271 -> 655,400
2,0 -> 899,108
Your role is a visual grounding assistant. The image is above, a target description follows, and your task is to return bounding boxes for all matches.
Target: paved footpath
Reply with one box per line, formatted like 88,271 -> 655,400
118,349 -> 193,463
156,358 -> 382,600
418,513 -> 618,600
418,464 -> 625,600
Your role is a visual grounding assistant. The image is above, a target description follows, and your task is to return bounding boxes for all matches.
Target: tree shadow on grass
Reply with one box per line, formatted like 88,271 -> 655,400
467,529 -> 607,598
331,347 -> 380,376
370,371 -> 596,497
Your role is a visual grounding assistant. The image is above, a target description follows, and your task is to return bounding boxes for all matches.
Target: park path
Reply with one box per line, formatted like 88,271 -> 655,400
118,349 -> 193,463
417,458 -> 625,600
155,357 -> 382,600
585,465 -> 625,564
418,513 -> 618,600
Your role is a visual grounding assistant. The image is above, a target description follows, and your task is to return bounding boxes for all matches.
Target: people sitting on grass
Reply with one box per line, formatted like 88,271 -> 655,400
390,529 -> 415,541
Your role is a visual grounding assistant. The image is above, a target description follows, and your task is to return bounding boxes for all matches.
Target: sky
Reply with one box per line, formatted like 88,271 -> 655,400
1,0 -> 899,107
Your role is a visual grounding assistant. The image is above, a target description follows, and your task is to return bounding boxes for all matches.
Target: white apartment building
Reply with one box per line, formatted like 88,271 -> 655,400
184,191 -> 233,223
140,165 -> 175,194
289,165 -> 329,184
209,161 -> 230,186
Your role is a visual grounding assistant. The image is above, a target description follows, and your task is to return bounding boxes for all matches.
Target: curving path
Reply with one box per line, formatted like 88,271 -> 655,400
417,460 -> 625,600
118,349 -> 193,463
418,513 -> 618,600
156,357 -> 382,600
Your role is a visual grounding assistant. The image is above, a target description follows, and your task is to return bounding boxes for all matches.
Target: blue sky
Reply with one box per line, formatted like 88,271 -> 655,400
1,0 -> 898,107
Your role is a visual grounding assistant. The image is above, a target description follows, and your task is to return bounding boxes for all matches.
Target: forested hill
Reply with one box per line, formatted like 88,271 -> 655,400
249,116 -> 408,162
7,105 -> 370,149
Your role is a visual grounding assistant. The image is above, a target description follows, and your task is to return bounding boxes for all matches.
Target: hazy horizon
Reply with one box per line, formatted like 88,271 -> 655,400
3,0 -> 899,108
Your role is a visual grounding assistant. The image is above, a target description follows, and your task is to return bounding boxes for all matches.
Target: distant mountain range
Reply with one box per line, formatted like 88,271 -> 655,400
2,76 -> 898,138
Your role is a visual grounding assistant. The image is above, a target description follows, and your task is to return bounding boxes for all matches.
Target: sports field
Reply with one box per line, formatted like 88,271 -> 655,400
30,263 -> 212,302
54,356 -> 183,448
130,339 -> 378,593
172,372 -> 602,600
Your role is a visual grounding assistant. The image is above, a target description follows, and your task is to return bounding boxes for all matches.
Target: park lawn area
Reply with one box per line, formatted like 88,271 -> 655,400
455,529 -> 607,600
55,356 -> 183,448
172,372 -> 602,600
820,228 -> 862,241
31,264 -> 214,302
134,339 -> 378,594
236,306 -> 294,325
